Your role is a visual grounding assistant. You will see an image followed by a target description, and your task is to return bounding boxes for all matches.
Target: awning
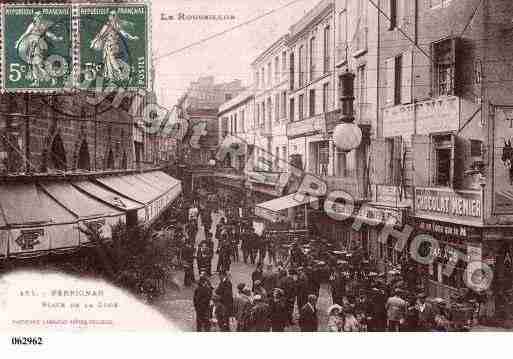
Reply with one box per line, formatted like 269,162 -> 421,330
40,182 -> 123,220
73,180 -> 147,224
0,183 -> 81,257
95,171 -> 182,224
255,192 -> 318,222
73,181 -> 145,211
0,183 -> 51,226
40,182 -> 125,245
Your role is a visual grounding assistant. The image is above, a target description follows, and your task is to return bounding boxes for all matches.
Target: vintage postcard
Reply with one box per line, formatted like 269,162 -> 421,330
1,1 -> 513,354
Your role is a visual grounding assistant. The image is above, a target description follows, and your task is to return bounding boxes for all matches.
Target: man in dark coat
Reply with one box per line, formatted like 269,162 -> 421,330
193,276 -> 212,331
248,295 -> 271,332
261,264 -> 277,295
215,271 -> 234,318
217,236 -> 232,273
257,232 -> 267,264
330,267 -> 347,306
182,242 -> 195,287
251,263 -> 264,292
415,293 -> 436,331
197,241 -> 213,277
213,295 -> 230,331
201,208 -> 212,238
299,294 -> 318,332
241,228 -> 250,264
278,268 -> 297,325
296,267 -> 311,312
269,288 -> 288,332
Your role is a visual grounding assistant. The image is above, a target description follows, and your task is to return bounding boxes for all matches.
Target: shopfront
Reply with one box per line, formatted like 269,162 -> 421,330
412,187 -> 489,301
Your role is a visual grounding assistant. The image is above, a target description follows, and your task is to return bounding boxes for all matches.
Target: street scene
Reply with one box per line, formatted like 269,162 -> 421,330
2,0 -> 513,336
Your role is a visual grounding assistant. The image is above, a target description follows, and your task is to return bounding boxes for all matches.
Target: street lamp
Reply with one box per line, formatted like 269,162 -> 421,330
333,70 -> 362,153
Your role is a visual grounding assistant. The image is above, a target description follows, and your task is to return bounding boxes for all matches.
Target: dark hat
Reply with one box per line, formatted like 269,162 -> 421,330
237,283 -> 246,292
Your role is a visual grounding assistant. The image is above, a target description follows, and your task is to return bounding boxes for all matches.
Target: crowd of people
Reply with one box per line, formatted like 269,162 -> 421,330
171,182 -> 473,332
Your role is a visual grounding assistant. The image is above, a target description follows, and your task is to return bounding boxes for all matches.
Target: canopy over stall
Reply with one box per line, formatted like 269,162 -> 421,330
255,192 -> 318,223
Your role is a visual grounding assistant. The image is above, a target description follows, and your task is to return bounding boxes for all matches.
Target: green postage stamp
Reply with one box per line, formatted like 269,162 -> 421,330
2,5 -> 72,92
0,2 -> 150,92
78,3 -> 150,91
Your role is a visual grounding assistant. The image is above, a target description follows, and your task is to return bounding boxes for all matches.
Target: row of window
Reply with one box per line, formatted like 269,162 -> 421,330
290,25 -> 332,91
255,51 -> 288,90
386,37 -> 459,106
255,92 -> 288,127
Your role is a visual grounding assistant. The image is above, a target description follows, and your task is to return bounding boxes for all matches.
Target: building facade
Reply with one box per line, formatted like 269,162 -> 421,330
176,76 -> 245,168
366,0 -> 513,312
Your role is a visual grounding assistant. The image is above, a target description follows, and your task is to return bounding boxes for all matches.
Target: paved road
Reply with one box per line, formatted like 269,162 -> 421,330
153,211 -> 333,331
152,211 -> 508,332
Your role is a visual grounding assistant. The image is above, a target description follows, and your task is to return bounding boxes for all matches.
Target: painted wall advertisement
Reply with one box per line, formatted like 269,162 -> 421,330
493,106 -> 513,214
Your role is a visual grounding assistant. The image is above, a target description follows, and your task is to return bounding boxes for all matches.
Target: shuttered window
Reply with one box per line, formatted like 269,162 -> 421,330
401,50 -> 413,104
385,58 -> 395,105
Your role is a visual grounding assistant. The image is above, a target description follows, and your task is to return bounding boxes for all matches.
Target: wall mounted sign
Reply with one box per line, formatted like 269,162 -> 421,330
415,187 -> 482,224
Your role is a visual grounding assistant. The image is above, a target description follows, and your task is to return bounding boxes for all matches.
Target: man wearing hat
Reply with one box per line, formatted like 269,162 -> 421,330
296,267 -> 311,312
415,293 -> 435,331
193,275 -> 213,331
330,265 -> 347,306
215,271 -> 234,319
248,295 -> 271,331
269,288 -> 288,332
385,288 -> 407,332
299,294 -> 318,332
233,283 -> 252,331
212,294 -> 230,331
278,268 -> 297,325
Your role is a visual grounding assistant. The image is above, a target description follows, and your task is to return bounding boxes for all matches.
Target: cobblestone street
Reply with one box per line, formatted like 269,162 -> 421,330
153,211 -> 333,331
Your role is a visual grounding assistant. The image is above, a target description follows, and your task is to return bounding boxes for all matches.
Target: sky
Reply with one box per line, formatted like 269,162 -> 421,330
151,0 -> 321,110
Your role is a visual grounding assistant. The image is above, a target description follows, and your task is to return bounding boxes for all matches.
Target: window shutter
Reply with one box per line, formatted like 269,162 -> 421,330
452,134 -> 467,189
370,138 -> 387,184
392,136 -> 403,185
401,50 -> 413,104
386,57 -> 395,104
412,134 -> 431,187
453,37 -> 463,97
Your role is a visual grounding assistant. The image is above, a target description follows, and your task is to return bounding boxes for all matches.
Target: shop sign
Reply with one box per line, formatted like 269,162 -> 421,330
415,188 -> 482,223
366,206 -> 404,226
417,220 -> 470,238
431,245 -> 461,262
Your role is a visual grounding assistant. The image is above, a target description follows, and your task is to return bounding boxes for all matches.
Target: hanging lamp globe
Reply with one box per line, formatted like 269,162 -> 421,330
333,69 -> 362,153
333,122 -> 362,153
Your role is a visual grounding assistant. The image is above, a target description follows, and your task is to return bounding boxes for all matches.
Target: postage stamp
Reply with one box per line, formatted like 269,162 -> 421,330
78,3 -> 150,91
1,4 -> 73,92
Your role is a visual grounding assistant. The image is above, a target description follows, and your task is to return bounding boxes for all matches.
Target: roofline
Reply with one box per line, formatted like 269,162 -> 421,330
251,34 -> 290,67
218,94 -> 255,116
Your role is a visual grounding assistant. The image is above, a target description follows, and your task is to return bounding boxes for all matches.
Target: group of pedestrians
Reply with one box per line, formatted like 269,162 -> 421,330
193,264 -> 321,332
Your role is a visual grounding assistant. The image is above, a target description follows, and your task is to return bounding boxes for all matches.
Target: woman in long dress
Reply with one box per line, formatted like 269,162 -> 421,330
90,10 -> 139,82
15,11 -> 63,86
